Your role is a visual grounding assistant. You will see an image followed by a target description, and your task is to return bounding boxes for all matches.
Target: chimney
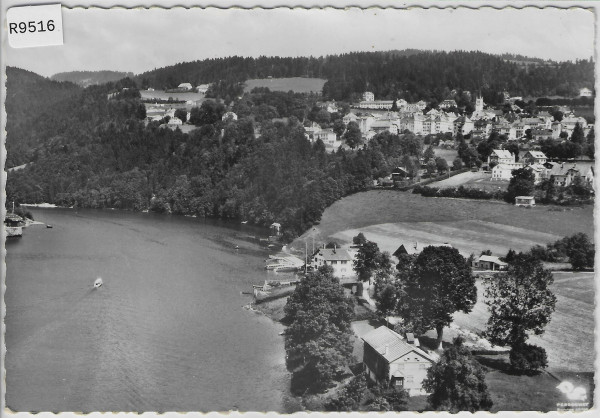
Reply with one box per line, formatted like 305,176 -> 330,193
384,345 -> 389,355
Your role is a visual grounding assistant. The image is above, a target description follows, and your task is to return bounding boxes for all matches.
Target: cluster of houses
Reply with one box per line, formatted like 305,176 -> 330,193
303,123 -> 343,152
168,82 -> 211,93
144,101 -> 238,130
489,149 -> 595,187
310,240 -> 514,396
340,92 -> 591,146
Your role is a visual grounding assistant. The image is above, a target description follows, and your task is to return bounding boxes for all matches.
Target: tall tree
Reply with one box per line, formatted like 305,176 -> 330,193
343,121 -> 363,149
484,253 -> 556,373
353,237 -> 392,283
562,232 -> 595,270
435,157 -> 449,173
174,108 -> 187,123
585,126 -> 595,159
505,142 -> 519,162
422,337 -> 493,412
505,167 -> 535,203
423,145 -> 435,161
284,266 -> 355,392
396,246 -> 477,349
571,122 -> 585,144
452,157 -> 463,170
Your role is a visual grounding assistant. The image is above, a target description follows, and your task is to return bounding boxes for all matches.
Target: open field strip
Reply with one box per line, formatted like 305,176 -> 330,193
243,77 -> 326,93
428,170 -> 490,188
295,191 -> 593,249
332,220 -> 562,257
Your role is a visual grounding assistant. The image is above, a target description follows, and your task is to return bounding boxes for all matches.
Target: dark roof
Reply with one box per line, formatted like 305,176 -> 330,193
393,245 -> 408,257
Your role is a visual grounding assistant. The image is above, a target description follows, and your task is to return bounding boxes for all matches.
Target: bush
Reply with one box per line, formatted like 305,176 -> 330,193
13,206 -> 34,220
367,384 -> 409,412
413,185 -> 506,201
509,343 -> 548,374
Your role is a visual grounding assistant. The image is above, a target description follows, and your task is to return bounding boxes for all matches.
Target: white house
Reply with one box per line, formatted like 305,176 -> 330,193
178,83 -> 193,90
515,196 -> 536,207
488,149 -> 516,166
522,151 -> 547,165
472,255 -> 508,270
312,247 -> 355,279
491,163 -> 524,181
196,84 -> 210,94
343,113 -> 358,125
359,100 -> 395,110
312,128 -> 342,152
579,87 -> 593,97
222,111 -> 238,121
370,120 -> 399,135
362,326 -> 434,396
363,91 -> 375,102
439,99 -> 457,109
167,116 -> 183,126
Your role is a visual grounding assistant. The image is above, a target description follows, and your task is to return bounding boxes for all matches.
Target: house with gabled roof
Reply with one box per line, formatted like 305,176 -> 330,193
488,149 -> 515,165
312,247 -> 355,279
472,255 -> 508,271
523,150 -> 547,165
362,326 -> 434,396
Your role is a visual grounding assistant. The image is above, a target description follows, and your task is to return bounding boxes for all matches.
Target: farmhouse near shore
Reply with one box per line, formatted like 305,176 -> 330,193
362,326 -> 434,396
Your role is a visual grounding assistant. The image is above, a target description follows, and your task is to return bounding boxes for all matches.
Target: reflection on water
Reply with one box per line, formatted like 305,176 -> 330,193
5,209 -> 291,412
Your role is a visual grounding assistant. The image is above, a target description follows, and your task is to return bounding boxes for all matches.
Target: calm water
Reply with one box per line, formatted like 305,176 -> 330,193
5,208 -> 292,412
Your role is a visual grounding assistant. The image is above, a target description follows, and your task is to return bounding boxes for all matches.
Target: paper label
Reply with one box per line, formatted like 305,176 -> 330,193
6,4 -> 63,48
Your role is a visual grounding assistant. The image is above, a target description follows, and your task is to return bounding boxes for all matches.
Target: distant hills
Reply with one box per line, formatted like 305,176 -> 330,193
6,67 -> 82,167
51,70 -> 134,87
133,50 -> 593,103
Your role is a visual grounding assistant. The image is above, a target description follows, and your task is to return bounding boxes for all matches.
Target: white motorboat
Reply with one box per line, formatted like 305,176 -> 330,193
94,277 -> 103,289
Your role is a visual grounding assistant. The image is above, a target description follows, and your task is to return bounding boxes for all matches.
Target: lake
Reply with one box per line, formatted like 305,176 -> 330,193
5,208 -> 294,412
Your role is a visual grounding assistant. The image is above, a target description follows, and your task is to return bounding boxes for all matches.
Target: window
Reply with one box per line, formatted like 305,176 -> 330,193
331,261 -> 337,264
394,378 -> 404,388
406,376 -> 414,384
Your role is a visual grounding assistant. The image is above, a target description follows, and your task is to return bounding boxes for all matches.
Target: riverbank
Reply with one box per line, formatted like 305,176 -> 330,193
250,295 -> 289,322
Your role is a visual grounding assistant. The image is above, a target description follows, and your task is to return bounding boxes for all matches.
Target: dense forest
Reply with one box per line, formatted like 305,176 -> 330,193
51,70 -> 135,86
6,67 -> 422,239
135,50 -> 594,103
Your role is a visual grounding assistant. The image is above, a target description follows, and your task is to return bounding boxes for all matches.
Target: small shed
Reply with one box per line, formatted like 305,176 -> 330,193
515,196 -> 535,207
472,255 -> 508,271
269,222 -> 282,236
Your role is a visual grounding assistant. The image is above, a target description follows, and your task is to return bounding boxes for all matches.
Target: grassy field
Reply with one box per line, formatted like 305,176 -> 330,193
243,77 -> 326,93
452,272 -> 595,373
433,147 -> 458,164
427,170 -> 508,191
331,219 -> 562,257
295,190 -> 593,251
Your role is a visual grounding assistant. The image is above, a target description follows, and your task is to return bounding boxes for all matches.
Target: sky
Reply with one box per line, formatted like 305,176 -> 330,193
4,5 -> 596,78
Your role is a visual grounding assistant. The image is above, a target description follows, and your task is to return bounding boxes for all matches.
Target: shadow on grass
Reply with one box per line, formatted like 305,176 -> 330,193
290,366 -> 354,397
475,354 -> 543,377
290,366 -> 325,396
418,335 -> 451,351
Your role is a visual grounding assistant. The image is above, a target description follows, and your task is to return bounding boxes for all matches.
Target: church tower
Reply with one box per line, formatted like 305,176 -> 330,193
475,95 -> 484,112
